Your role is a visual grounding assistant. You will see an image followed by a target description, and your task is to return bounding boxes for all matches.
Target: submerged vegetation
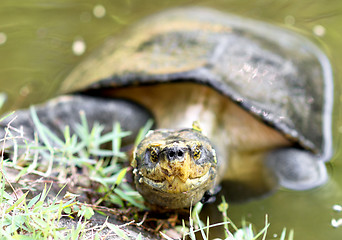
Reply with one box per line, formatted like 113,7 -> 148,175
0,98 -> 293,239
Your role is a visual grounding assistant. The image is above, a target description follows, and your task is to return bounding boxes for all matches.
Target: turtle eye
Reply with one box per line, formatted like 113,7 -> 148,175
192,144 -> 202,161
148,146 -> 160,163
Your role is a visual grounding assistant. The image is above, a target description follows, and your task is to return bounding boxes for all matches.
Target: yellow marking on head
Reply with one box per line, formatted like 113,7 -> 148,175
192,121 -> 202,132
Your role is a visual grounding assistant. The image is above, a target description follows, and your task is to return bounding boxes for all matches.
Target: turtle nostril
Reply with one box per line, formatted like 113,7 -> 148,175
167,148 -> 185,160
168,150 -> 175,159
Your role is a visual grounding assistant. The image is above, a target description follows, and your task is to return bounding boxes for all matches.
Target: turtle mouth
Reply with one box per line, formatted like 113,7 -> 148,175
134,166 -> 216,209
137,166 -> 215,194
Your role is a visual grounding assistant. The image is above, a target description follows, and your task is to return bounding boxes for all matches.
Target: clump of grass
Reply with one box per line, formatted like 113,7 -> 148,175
0,170 -> 144,239
161,199 -> 294,240
1,107 -> 148,210
0,106 -> 152,238
0,172 -> 93,239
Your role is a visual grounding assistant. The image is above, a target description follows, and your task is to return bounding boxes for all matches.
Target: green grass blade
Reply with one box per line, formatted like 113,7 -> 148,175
206,217 -> 210,240
218,196 -> 235,234
196,213 -> 207,240
0,92 -> 7,110
97,130 -> 131,146
288,229 -> 294,240
27,193 -> 41,209
0,111 -> 14,122
159,231 -> 175,240
30,106 -> 52,150
136,233 -> 142,240
257,214 -> 269,240
134,119 -> 154,146
79,111 -> 89,135
40,124 -> 65,147
279,228 -> 286,240
114,188 -> 146,210
115,168 -> 127,186
109,194 -> 124,207
112,122 -> 122,157
5,191 -> 29,214
106,222 -> 130,240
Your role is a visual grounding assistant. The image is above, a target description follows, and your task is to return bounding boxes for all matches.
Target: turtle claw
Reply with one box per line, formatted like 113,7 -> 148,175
200,185 -> 222,204
266,148 -> 328,190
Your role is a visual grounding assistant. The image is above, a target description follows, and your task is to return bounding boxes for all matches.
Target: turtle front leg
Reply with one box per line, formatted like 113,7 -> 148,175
266,148 -> 328,190
0,95 -> 153,150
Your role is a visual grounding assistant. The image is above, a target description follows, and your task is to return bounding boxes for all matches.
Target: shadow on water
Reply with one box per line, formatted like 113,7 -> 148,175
1,1 -> 342,239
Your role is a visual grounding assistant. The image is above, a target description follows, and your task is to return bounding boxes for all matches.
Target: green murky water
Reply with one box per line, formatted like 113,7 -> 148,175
0,0 -> 341,239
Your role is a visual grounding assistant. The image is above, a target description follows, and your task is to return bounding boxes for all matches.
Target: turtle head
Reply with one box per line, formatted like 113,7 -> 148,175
132,128 -> 217,209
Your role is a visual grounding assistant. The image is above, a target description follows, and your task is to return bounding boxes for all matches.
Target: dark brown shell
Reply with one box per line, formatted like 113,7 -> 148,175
60,7 -> 333,160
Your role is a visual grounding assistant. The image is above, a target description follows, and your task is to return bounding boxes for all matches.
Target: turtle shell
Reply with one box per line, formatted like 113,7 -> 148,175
60,7 -> 333,160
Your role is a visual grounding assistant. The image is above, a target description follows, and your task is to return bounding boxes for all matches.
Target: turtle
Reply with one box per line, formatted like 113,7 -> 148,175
0,7 -> 333,209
